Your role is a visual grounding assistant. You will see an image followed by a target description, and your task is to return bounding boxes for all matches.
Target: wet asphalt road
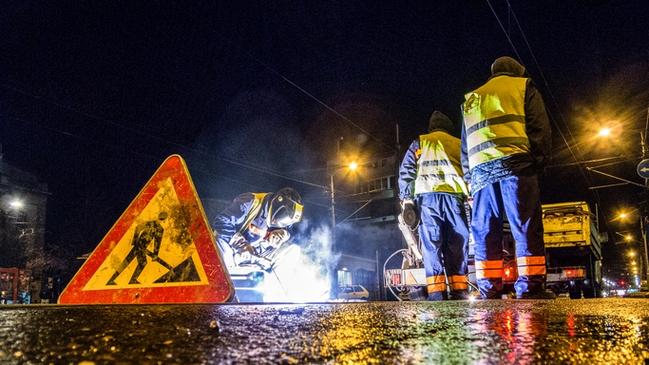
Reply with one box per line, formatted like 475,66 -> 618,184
1,298 -> 648,364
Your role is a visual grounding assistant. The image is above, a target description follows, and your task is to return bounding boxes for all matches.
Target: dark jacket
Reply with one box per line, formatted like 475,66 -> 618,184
398,138 -> 421,200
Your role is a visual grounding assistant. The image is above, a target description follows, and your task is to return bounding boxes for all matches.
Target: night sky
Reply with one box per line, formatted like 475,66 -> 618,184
1,1 -> 648,271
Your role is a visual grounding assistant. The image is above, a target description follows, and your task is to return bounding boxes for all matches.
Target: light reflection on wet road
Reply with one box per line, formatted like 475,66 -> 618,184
0,298 -> 648,364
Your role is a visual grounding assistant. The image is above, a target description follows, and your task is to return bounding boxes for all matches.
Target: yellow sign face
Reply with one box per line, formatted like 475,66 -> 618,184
84,178 -> 209,290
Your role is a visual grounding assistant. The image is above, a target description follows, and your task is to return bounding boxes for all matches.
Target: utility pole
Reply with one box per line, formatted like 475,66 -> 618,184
640,106 -> 649,286
329,173 -> 336,249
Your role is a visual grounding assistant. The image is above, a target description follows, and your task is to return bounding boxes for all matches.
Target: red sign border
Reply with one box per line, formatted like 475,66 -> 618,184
59,155 -> 234,304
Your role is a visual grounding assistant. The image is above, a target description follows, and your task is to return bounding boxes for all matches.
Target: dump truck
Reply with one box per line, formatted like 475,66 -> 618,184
543,201 -> 604,298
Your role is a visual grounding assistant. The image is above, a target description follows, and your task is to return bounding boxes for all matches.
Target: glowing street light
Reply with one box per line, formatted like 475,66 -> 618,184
597,127 -> 612,138
8,198 -> 24,210
618,211 -> 628,220
329,158 -> 363,248
625,234 -> 633,242
628,250 -> 636,258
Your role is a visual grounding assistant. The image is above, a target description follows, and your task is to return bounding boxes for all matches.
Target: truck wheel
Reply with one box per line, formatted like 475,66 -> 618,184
569,283 -> 582,299
569,289 -> 581,299
582,287 -> 595,299
569,281 -> 583,299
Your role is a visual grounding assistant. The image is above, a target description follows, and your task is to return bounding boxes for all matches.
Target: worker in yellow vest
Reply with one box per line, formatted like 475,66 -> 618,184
399,111 -> 470,300
213,187 -> 303,271
461,56 -> 553,299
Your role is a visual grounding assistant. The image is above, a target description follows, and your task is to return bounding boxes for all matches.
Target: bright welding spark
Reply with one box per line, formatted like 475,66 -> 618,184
262,245 -> 331,302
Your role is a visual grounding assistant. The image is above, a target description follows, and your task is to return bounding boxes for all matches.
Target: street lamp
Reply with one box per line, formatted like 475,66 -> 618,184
328,160 -> 361,247
628,250 -> 636,258
597,127 -> 612,138
8,198 -> 24,210
615,231 -> 634,243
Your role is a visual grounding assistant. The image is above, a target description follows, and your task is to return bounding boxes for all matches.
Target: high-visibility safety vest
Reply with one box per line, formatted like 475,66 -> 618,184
414,131 -> 468,196
235,193 -> 269,239
462,75 -> 531,170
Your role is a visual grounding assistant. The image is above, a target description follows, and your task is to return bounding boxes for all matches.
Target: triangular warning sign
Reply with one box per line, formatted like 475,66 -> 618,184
59,155 -> 234,304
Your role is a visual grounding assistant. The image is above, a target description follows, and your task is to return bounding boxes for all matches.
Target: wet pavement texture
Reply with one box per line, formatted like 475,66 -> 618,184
1,298 -> 648,364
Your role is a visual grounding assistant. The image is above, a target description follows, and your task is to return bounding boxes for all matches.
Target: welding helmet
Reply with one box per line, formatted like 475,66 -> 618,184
268,187 -> 303,228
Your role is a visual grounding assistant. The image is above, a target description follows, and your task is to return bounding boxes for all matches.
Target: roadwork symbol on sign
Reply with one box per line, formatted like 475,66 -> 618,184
59,155 -> 234,304
637,159 -> 649,179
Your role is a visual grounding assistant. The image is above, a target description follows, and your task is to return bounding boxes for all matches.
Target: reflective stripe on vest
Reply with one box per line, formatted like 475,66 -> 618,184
414,131 -> 468,196
236,193 -> 269,238
462,76 -> 531,169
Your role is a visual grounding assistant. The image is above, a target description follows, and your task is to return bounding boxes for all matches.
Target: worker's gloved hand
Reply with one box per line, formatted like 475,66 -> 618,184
233,243 -> 260,267
230,233 -> 255,254
239,243 -> 258,255
401,199 -> 415,209
400,199 -> 419,229
266,229 -> 290,248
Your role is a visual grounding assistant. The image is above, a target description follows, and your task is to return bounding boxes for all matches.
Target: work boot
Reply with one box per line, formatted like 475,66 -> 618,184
516,290 -> 556,300
427,291 -> 447,301
470,290 -> 502,300
478,288 -> 503,300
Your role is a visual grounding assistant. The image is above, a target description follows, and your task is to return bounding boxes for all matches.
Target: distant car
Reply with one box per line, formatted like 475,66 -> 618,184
337,285 -> 369,300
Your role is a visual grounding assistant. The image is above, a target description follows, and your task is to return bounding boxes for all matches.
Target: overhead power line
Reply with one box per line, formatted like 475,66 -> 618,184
247,54 -> 396,152
503,0 -> 606,202
1,82 -> 327,190
505,0 -> 583,152
4,113 -> 335,209
485,0 -> 523,62
485,0 -> 597,194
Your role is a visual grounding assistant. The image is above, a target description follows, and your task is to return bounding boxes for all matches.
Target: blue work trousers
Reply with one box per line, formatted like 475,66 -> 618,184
417,193 -> 470,300
472,174 -> 546,298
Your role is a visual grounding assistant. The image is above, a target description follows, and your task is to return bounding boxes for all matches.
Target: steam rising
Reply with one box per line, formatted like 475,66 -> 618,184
262,220 -> 339,302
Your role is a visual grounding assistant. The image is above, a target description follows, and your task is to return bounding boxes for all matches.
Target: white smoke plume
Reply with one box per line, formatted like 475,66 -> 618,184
261,219 -> 340,302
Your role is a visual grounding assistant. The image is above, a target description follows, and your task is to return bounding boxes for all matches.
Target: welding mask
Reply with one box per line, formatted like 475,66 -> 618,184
268,188 -> 303,228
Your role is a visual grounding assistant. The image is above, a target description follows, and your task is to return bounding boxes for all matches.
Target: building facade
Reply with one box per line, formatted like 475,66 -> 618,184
0,148 -> 49,303
330,154 -> 404,300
